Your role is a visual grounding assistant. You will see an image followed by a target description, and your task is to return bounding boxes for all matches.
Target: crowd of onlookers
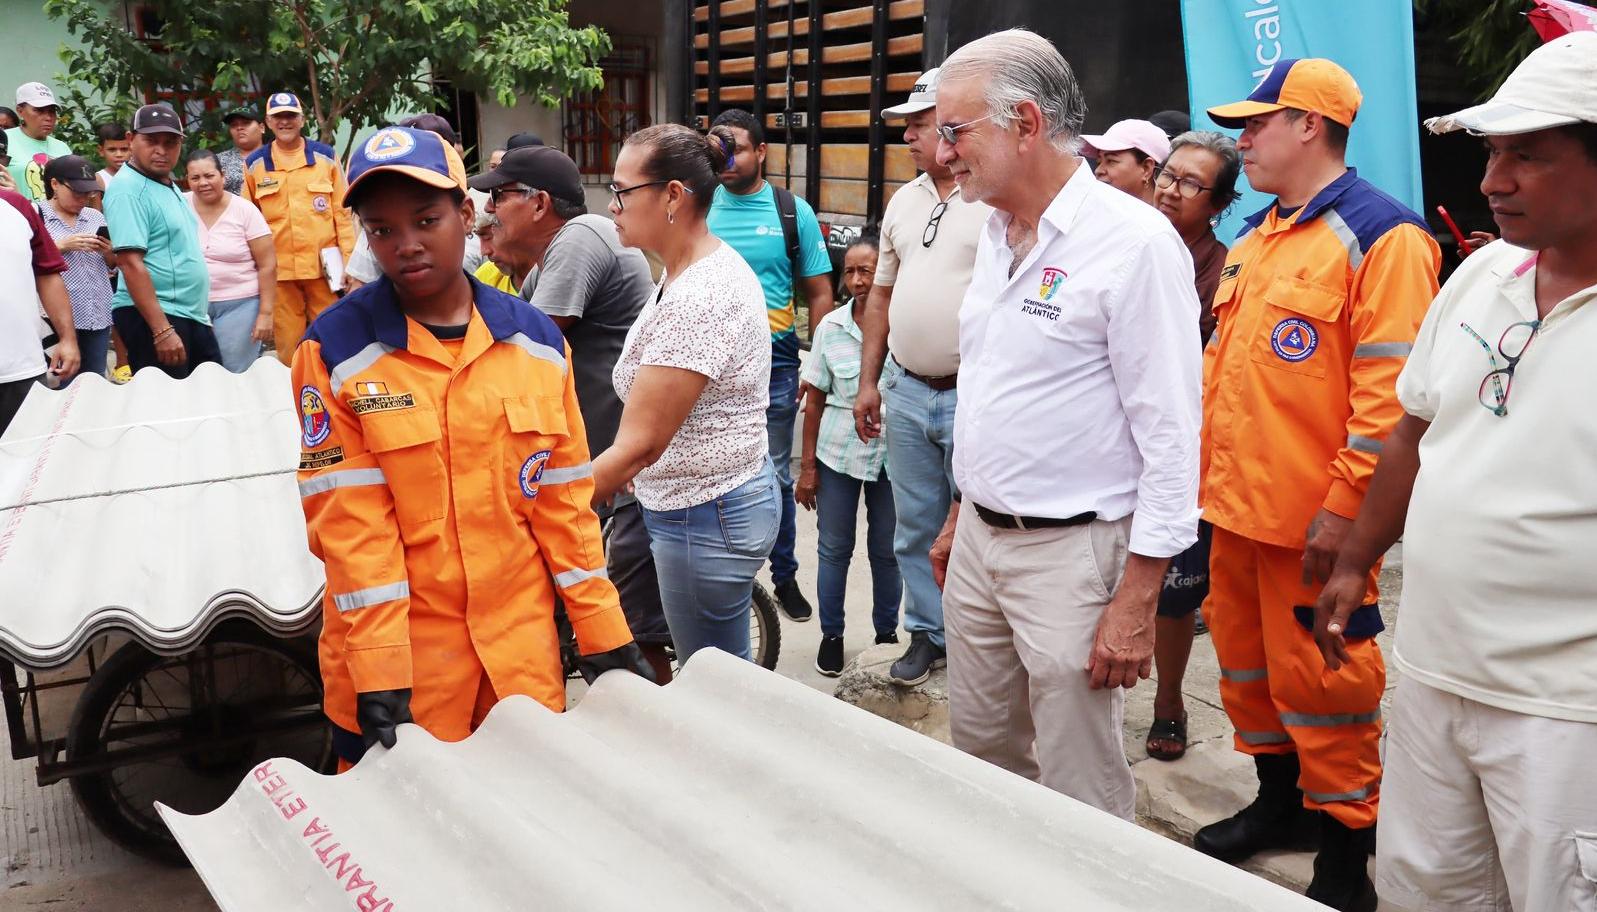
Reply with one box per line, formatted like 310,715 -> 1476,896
6,24 -> 1597,912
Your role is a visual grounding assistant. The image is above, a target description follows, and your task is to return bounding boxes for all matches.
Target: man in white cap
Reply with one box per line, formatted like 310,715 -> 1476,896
1082,118 -> 1170,206
4,83 -> 71,200
1314,31 -> 1597,911
852,67 -> 993,686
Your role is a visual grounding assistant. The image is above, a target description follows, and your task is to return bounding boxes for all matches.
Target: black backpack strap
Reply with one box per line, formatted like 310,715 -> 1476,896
772,184 -> 801,283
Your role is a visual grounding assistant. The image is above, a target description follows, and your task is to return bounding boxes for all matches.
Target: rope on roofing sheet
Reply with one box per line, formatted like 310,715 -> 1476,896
0,468 -> 296,512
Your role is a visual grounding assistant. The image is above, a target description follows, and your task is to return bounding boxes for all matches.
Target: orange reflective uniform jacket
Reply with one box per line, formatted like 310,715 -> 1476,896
1201,169 -> 1441,548
292,276 -> 633,741
245,140 -> 356,282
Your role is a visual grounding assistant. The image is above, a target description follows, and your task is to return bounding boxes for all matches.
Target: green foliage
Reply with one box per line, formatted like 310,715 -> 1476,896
1413,0 -> 1585,95
44,0 -> 609,156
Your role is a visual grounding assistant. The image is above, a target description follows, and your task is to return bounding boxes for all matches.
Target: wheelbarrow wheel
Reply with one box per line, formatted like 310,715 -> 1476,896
750,582 -> 782,670
65,623 -> 330,865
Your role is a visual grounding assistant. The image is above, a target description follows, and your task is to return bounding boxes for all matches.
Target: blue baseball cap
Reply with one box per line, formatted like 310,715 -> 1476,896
265,92 -> 303,116
344,126 -> 468,209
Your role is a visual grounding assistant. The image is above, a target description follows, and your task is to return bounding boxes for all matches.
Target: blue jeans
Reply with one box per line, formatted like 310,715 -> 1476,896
641,461 -> 781,664
70,326 -> 112,383
882,363 -> 958,648
764,364 -> 800,584
208,295 -> 265,373
815,462 -> 901,638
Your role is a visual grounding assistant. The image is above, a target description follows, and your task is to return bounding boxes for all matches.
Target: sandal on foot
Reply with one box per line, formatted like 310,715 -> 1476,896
1146,711 -> 1188,761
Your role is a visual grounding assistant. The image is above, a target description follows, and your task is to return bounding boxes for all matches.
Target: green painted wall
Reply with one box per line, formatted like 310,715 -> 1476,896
0,0 -> 89,112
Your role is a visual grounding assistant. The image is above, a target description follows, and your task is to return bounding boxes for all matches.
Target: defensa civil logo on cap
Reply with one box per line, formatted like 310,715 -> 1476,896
364,128 -> 417,162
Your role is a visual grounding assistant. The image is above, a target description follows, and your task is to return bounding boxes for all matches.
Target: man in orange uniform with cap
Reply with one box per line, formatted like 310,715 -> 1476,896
1193,59 -> 1440,910
292,125 -> 650,766
247,92 -> 355,362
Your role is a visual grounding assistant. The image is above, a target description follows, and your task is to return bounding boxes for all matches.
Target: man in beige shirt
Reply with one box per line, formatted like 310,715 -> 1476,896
854,67 -> 992,686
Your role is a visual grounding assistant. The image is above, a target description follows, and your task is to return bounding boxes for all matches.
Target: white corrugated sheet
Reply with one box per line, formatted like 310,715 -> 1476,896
161,650 -> 1322,911
0,360 -> 323,669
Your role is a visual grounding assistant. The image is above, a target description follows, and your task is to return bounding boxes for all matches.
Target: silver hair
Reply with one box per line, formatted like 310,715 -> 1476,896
1169,130 -> 1243,204
474,210 -> 499,231
939,28 -> 1087,154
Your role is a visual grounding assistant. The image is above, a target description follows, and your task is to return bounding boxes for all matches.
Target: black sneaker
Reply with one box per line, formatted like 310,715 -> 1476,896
773,579 -> 813,622
815,635 -> 845,677
875,630 -> 900,645
888,631 -> 946,686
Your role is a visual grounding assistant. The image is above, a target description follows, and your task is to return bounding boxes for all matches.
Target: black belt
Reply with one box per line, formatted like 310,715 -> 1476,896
892,355 -> 957,391
972,502 -> 1097,531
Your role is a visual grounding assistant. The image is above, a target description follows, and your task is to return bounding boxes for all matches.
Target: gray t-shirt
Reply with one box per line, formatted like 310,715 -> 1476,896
524,214 -> 652,461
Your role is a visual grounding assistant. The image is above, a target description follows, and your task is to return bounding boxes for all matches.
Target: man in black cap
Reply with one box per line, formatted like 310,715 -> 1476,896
471,146 -> 672,679
217,106 -> 264,196
102,104 -> 220,378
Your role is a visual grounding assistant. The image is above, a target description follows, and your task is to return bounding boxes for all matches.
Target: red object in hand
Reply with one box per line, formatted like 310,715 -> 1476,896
1529,0 -> 1597,43
1436,206 -> 1472,260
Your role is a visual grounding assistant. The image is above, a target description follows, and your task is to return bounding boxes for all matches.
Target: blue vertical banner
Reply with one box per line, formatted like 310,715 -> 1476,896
1180,0 -> 1424,241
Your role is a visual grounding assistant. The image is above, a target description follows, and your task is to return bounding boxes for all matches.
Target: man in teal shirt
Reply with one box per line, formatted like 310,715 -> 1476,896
5,83 -> 72,200
104,104 -> 219,378
708,108 -> 836,623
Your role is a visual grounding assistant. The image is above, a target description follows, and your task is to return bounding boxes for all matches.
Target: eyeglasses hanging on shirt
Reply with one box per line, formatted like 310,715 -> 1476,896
1460,319 -> 1540,417
922,200 -> 948,248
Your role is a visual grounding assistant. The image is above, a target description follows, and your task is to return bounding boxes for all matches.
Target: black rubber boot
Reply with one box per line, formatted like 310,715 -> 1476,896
1193,753 -> 1316,862
1305,813 -> 1378,911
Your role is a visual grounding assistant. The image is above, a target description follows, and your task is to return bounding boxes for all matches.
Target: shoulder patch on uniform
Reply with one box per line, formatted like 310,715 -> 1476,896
299,445 -> 344,469
299,386 -> 332,447
1220,263 -> 1241,280
519,450 -> 552,499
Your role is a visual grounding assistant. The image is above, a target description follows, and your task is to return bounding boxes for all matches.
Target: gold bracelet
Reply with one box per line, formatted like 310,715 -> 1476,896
152,326 -> 176,342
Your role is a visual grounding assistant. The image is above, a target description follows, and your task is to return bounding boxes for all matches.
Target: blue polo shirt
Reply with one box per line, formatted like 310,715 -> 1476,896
104,163 -> 210,324
707,182 -> 832,370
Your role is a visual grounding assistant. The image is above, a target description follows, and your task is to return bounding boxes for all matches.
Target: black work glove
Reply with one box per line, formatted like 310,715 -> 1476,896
577,642 -> 657,685
356,688 -> 414,750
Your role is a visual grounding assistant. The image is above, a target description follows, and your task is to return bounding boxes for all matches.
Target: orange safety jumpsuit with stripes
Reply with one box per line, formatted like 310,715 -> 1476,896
1200,168 -> 1440,829
292,274 -> 633,749
246,139 -> 356,363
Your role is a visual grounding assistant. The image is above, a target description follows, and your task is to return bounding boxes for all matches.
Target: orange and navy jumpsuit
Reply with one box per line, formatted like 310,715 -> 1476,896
292,275 -> 633,760
246,140 -> 356,362
1200,168 -> 1440,829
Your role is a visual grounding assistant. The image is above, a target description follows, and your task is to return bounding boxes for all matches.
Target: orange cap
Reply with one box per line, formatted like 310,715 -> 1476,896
1206,58 -> 1362,129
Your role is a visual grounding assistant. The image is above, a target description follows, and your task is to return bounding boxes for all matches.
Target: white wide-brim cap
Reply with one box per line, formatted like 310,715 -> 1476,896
883,68 -> 940,118
1426,31 -> 1597,135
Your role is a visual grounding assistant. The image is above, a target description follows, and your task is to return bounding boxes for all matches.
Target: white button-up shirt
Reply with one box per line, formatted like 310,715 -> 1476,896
953,163 -> 1202,558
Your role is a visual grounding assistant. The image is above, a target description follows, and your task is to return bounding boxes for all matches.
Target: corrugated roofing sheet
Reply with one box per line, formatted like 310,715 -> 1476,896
0,361 -> 323,669
160,650 -> 1322,911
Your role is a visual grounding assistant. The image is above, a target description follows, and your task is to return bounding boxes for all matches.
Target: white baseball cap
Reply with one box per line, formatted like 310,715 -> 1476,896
16,82 -> 57,109
1080,119 -> 1172,163
882,68 -> 940,118
1426,31 -> 1597,135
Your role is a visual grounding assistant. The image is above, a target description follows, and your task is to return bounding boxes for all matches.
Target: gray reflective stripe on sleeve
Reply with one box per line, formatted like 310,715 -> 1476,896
1237,730 -> 1293,746
1305,785 -> 1374,803
298,467 -> 388,498
329,342 -> 397,393
332,581 -> 410,613
1353,342 -> 1412,358
1279,710 -> 1381,727
1321,209 -> 1365,272
505,332 -> 568,375
1205,333 -> 1218,348
1220,667 -> 1269,683
539,462 -> 592,485
554,566 -> 609,589
1347,435 -> 1384,454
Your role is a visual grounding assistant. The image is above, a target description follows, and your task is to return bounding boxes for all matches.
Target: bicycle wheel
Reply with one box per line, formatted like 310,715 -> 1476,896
65,623 -> 330,864
750,582 -> 782,670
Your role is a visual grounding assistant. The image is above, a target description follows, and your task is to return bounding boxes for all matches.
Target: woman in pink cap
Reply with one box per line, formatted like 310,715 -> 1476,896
1083,118 -> 1171,206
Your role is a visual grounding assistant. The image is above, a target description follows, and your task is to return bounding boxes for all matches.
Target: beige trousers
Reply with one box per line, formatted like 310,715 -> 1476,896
1376,677 -> 1597,911
943,510 -> 1135,820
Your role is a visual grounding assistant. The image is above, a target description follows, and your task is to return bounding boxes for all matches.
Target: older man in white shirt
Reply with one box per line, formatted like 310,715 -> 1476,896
927,29 -> 1202,820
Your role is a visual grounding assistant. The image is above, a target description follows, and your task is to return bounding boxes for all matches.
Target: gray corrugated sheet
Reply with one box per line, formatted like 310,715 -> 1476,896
160,650 -> 1322,911
0,360 -> 323,669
